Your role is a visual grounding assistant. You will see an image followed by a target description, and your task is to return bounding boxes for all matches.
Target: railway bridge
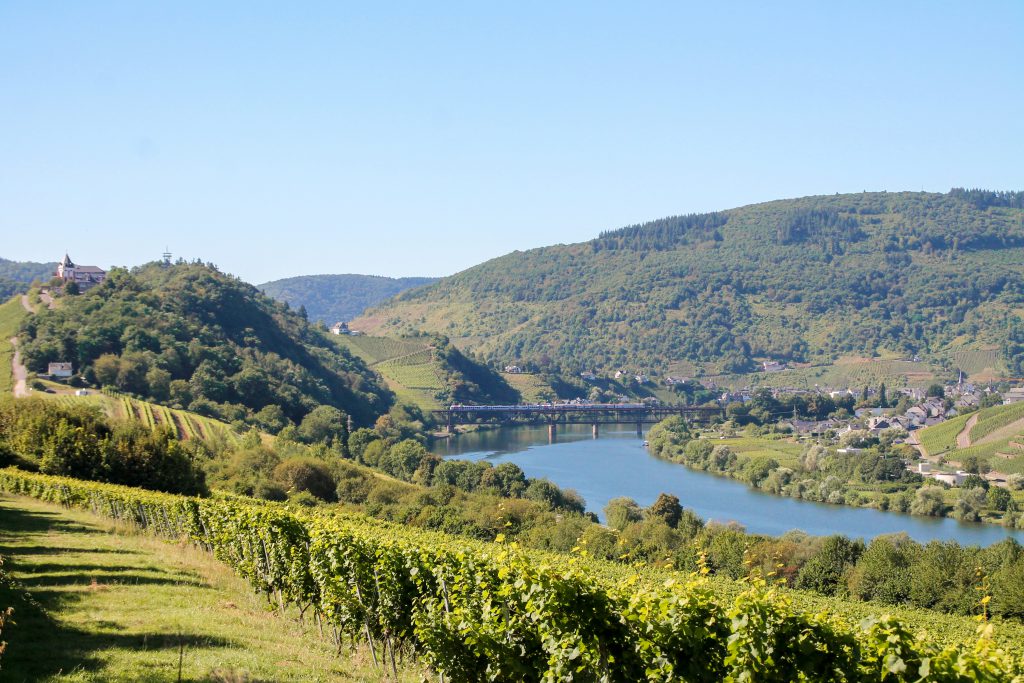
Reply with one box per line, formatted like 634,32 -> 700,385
432,403 -> 724,441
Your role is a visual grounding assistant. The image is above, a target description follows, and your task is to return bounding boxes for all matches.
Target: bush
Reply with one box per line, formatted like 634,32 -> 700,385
272,457 -> 337,501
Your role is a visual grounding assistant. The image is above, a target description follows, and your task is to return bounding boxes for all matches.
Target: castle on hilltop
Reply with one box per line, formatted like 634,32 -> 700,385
55,253 -> 106,291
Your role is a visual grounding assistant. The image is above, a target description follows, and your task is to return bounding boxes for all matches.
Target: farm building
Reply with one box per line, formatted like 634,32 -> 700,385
47,362 -> 73,377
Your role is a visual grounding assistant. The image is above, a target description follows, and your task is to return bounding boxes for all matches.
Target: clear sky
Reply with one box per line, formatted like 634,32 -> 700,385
1,2 -> 1022,284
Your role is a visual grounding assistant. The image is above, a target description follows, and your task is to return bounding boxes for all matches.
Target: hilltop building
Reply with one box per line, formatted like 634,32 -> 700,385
55,253 -> 106,291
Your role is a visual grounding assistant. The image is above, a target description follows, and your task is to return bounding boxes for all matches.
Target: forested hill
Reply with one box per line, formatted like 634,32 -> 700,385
18,263 -> 393,429
0,257 -> 57,299
258,274 -> 437,323
352,189 -> 1024,378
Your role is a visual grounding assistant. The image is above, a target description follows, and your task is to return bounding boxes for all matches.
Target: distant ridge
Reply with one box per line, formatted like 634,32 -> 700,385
352,189 -> 1024,379
0,257 -> 57,299
259,273 -> 437,323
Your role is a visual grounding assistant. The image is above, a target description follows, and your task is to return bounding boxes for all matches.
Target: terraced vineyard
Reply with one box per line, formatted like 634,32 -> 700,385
918,403 -> 1024,474
952,347 -> 1005,380
47,390 -> 242,445
331,335 -> 447,410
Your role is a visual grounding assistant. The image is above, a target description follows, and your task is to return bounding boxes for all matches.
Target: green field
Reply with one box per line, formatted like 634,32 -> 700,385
0,494 -> 416,682
709,434 -> 804,468
502,372 -> 553,402
0,296 -> 28,394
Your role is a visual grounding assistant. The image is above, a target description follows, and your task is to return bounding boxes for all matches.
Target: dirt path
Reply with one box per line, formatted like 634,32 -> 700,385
10,336 -> 28,397
956,413 -> 979,448
19,293 -> 34,313
38,290 -> 55,309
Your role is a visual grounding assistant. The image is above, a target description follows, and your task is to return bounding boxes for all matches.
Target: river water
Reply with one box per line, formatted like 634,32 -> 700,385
430,425 -> 1024,546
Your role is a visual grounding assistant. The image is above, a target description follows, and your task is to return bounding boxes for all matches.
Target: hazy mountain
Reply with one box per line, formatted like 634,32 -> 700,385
259,274 -> 437,323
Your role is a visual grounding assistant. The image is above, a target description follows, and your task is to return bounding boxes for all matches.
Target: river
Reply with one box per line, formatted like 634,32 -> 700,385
430,425 -> 1024,545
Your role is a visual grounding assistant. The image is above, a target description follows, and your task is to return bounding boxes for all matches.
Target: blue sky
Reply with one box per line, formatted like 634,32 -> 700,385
1,2 -> 1022,284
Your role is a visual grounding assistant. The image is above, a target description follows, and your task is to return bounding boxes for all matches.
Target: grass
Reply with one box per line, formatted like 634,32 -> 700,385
706,435 -> 804,468
0,296 -> 29,394
330,335 -> 428,366
0,494 -> 420,682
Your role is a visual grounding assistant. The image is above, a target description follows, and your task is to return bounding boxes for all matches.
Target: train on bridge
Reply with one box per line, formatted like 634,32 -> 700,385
435,402 -> 724,439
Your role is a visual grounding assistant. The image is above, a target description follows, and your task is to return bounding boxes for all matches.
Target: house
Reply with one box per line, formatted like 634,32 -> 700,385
1004,388 -> 1024,404
55,253 -> 106,291
898,387 -> 926,402
905,406 -> 928,424
329,322 -> 349,335
48,362 -> 73,378
933,471 -> 968,486
634,374 -> 648,384
917,462 -> 932,474
580,371 -> 597,381
504,365 -> 523,374
762,361 -> 785,373
614,370 -> 625,380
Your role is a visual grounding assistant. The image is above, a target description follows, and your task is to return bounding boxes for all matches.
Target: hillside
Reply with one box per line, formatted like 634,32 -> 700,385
15,262 -> 392,429
353,189 -> 1024,385
331,333 -> 519,410
259,273 -> 437,323
0,256 -> 56,300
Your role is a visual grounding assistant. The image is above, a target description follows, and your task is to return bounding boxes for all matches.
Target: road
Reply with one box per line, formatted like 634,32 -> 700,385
10,337 -> 28,397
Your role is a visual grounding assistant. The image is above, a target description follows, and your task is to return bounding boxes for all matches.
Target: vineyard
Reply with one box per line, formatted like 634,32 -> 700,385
2,468 -> 1022,682
46,390 -> 242,445
919,403 -> 1024,474
952,348 -> 1005,380
332,335 -> 448,410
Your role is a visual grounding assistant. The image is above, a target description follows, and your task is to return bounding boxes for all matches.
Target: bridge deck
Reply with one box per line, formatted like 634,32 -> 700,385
433,403 -> 723,426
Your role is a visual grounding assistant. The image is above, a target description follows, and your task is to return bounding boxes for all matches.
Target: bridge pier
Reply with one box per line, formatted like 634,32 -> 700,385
548,423 -> 557,443
592,424 -> 599,439
636,422 -> 643,438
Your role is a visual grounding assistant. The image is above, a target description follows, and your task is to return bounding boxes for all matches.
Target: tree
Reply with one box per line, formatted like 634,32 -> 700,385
604,497 -> 643,531
297,405 -> 349,447
910,486 -> 947,517
987,486 -> 1013,512
795,535 -> 864,596
646,493 -> 683,528
846,535 -> 917,604
953,487 -> 987,522
878,383 -> 888,408
926,384 -> 945,398
272,457 -> 336,501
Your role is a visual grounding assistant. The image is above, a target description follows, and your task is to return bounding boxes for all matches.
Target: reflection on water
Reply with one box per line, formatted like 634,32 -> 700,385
431,425 -> 1024,545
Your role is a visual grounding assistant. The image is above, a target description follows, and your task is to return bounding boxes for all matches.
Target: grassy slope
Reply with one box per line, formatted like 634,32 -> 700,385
0,494 -> 420,682
0,296 -> 28,394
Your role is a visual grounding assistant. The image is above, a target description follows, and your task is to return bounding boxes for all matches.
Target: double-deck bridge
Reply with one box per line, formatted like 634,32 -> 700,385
433,403 -> 724,440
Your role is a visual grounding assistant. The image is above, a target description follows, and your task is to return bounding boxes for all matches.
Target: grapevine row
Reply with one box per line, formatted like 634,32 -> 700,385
0,468 -> 1019,682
